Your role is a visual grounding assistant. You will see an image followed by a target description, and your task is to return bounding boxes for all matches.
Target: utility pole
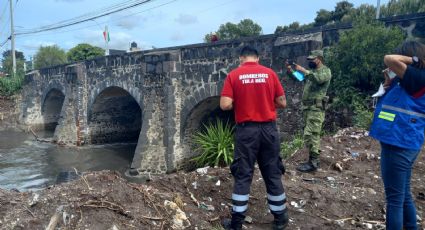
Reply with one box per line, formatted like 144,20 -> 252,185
376,0 -> 381,19
9,0 -> 16,75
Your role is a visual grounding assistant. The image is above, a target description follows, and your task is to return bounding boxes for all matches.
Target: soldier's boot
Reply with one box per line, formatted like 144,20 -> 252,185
272,210 -> 289,230
296,156 -> 320,173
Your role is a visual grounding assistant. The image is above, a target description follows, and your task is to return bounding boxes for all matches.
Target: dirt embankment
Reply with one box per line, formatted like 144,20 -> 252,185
1,128 -> 425,229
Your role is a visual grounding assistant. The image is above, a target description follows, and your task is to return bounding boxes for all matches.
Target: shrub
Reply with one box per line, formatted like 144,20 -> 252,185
192,120 -> 234,167
0,72 -> 24,96
280,133 -> 304,159
353,101 -> 374,129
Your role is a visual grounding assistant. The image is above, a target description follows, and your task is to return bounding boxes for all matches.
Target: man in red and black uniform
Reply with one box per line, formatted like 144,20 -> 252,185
220,46 -> 288,230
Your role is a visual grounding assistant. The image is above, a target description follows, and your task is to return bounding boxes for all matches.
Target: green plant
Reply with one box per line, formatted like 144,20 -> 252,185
0,72 -> 24,96
280,133 -> 304,159
192,119 -> 234,167
353,101 -> 373,129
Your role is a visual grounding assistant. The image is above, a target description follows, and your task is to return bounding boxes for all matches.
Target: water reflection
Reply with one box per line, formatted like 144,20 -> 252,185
0,130 -> 136,191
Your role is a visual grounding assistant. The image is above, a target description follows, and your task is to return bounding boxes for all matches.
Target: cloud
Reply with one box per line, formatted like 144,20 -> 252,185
174,14 -> 198,25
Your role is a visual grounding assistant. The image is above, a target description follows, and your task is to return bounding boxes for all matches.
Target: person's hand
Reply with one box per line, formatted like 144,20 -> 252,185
295,64 -> 307,73
284,60 -> 292,71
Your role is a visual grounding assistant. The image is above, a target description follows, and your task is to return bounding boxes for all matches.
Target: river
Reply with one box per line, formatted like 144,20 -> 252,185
0,130 -> 136,191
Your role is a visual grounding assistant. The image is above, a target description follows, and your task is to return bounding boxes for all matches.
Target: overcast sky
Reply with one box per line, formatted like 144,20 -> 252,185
0,0 -> 391,58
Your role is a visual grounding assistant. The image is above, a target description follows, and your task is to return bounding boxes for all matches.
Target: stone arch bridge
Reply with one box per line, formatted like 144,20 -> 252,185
19,13 -> 425,174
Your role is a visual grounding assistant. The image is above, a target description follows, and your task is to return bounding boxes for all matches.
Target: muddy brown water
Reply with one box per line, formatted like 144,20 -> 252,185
0,130 -> 137,191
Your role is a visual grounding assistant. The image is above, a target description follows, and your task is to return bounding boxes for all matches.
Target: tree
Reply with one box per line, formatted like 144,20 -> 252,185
332,1 -> 354,22
342,4 -> 376,23
326,21 -> 405,108
34,45 -> 67,69
204,19 -> 262,42
314,9 -> 333,26
381,0 -> 425,17
2,50 -> 25,61
1,50 -> 25,75
67,43 -> 104,62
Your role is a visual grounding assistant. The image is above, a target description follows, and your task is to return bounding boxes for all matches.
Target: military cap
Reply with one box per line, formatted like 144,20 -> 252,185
307,50 -> 324,60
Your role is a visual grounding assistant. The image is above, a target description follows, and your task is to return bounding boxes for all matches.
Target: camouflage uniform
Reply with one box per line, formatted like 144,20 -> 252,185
302,65 -> 332,160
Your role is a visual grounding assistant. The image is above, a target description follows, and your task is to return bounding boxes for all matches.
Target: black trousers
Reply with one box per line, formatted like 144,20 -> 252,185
230,121 -> 287,221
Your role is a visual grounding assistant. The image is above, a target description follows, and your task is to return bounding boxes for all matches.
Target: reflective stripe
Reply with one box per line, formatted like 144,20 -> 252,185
378,113 -> 395,121
382,105 -> 425,118
380,111 -> 395,118
232,193 -> 249,202
232,204 -> 248,213
269,204 -> 287,212
267,193 -> 286,202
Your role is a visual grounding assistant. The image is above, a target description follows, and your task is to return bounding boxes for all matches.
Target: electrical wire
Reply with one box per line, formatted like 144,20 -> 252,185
15,0 -> 156,35
15,0 -> 178,38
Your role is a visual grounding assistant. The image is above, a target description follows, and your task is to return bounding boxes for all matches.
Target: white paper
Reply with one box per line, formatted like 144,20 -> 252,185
372,83 -> 386,97
387,70 -> 397,79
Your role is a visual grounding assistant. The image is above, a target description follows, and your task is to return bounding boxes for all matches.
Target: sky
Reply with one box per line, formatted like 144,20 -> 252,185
0,0 -> 391,59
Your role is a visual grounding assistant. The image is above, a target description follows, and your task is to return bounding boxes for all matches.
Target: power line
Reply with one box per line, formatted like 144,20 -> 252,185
16,0 -> 178,38
15,0 -> 156,35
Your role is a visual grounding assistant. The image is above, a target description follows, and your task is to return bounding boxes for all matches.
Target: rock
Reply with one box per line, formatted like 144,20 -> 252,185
244,216 -> 253,224
28,193 -> 39,207
215,180 -> 220,186
367,188 -> 377,195
334,162 -> 343,172
164,200 -> 191,229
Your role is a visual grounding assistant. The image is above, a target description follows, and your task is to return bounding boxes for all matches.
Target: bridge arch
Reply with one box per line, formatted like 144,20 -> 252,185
41,82 -> 66,132
179,82 -> 235,168
88,86 -> 142,144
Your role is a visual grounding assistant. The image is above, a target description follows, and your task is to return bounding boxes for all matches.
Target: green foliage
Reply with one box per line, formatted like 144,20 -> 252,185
332,1 -> 354,22
192,120 -> 234,167
204,19 -> 262,42
314,9 -> 333,26
274,22 -> 315,34
67,43 -> 104,62
0,71 -> 24,96
353,101 -> 374,129
326,21 -> 405,108
34,45 -> 67,69
381,0 -> 425,17
280,133 -> 304,159
2,50 -> 25,60
1,57 -> 25,75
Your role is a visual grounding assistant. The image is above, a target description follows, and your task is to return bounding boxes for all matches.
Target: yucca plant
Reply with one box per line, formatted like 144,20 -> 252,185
192,119 -> 234,167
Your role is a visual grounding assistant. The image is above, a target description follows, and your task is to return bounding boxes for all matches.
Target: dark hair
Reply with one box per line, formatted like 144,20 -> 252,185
395,40 -> 425,60
240,46 -> 259,57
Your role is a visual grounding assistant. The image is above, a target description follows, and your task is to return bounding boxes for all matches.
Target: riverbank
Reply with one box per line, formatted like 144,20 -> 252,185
1,128 -> 425,229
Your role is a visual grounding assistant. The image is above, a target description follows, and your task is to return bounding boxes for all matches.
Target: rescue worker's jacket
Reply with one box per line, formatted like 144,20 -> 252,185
370,80 -> 425,150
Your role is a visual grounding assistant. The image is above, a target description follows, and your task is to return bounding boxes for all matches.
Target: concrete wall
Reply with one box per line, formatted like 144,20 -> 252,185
20,13 -> 425,174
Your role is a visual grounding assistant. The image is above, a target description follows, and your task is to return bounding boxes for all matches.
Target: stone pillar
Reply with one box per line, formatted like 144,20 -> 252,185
132,89 -> 167,174
53,64 -> 85,146
20,70 -> 44,129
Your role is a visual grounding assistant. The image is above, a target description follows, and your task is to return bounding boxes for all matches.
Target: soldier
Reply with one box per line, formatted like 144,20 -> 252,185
286,50 -> 332,172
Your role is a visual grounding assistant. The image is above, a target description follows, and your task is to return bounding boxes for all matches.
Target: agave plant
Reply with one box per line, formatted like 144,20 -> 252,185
192,119 -> 234,167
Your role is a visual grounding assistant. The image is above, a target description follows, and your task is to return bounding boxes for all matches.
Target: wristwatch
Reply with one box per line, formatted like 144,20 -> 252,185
412,56 -> 419,66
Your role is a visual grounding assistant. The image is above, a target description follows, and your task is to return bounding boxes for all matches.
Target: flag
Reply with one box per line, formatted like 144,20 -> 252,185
103,26 -> 110,42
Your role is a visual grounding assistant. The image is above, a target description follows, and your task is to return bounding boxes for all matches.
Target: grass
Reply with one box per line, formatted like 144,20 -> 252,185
280,133 -> 304,159
0,72 -> 24,96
